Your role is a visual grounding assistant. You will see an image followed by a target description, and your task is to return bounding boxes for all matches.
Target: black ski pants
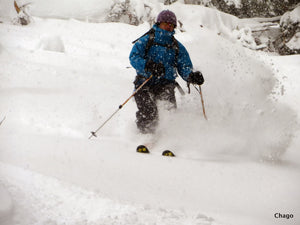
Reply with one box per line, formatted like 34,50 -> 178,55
134,76 -> 177,134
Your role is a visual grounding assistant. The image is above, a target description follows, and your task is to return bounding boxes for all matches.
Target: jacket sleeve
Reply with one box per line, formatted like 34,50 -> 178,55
176,41 -> 193,81
129,36 -> 150,78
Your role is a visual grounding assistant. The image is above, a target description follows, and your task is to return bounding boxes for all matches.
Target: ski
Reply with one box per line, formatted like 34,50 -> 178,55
136,145 -> 150,154
162,150 -> 175,157
136,145 -> 175,157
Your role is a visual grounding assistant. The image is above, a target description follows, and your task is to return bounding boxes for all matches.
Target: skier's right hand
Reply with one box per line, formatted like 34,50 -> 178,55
145,60 -> 165,78
188,71 -> 204,85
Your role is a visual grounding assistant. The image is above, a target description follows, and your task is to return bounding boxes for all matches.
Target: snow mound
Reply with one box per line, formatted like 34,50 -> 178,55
38,35 -> 65,52
286,32 -> 300,50
0,185 -> 13,225
0,163 -> 223,225
29,0 -> 112,21
280,6 -> 300,26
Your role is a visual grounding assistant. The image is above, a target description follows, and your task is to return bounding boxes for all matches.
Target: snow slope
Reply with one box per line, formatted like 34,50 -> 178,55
1,2 -> 300,225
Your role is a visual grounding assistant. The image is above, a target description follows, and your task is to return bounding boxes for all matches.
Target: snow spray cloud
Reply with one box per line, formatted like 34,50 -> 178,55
155,36 -> 297,161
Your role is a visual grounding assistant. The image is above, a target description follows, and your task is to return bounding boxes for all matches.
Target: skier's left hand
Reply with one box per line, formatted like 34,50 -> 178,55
188,71 -> 204,85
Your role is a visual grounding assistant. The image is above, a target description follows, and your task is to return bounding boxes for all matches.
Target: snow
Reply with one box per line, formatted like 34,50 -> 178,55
0,184 -> 13,225
280,6 -> 300,51
280,6 -> 300,26
1,1 -> 300,225
286,32 -> 300,50
224,0 -> 241,8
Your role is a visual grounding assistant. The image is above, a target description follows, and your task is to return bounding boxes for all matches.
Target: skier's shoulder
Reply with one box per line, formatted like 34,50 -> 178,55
132,27 -> 155,46
174,38 -> 189,55
137,34 -> 151,45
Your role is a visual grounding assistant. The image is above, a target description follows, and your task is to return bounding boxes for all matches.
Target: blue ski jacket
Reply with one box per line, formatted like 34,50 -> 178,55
129,24 -> 193,85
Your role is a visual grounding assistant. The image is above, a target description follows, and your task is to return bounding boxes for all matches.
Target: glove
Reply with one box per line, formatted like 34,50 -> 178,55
187,71 -> 204,85
145,60 -> 165,78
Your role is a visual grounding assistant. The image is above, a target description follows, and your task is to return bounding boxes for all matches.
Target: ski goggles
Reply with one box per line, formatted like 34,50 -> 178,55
160,22 -> 176,29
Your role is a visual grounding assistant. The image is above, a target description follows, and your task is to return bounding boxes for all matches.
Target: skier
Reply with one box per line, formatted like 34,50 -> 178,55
129,10 -> 204,134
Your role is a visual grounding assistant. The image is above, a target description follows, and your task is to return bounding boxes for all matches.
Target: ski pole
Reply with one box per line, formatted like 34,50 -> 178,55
198,85 -> 207,120
193,84 -> 207,120
89,75 -> 153,139
0,116 -> 6,127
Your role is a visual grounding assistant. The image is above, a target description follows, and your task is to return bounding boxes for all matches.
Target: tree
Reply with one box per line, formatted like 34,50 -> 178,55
13,0 -> 31,25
